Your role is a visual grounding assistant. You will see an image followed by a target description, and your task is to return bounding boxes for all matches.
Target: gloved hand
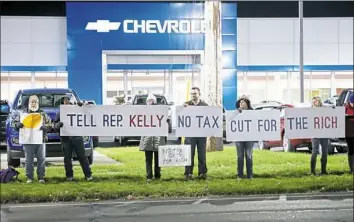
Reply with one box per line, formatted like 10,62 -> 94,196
77,101 -> 84,107
238,108 -> 243,113
40,125 -> 48,131
56,122 -> 64,128
15,122 -> 24,129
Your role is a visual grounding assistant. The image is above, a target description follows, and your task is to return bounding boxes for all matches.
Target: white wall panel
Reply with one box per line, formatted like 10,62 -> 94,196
31,17 -> 67,43
32,43 -> 67,65
249,43 -> 294,65
1,17 -> 31,43
237,17 -> 353,66
1,43 -> 32,65
236,44 -> 250,65
236,19 -> 250,43
302,43 -> 339,65
0,16 -> 67,66
339,43 -> 354,64
249,19 -> 294,43
339,18 -> 354,43
302,19 -> 339,43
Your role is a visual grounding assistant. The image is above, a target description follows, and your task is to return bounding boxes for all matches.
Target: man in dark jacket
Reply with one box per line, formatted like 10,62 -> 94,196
54,95 -> 92,181
183,87 -> 208,180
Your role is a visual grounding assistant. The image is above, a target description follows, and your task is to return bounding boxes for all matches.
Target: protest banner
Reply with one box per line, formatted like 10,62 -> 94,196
284,107 -> 345,139
226,109 -> 281,142
158,145 -> 191,167
60,105 -> 169,136
175,106 -> 223,137
19,113 -> 43,144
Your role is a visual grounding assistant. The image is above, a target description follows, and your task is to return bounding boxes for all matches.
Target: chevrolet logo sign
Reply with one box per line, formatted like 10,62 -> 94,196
85,20 -> 121,33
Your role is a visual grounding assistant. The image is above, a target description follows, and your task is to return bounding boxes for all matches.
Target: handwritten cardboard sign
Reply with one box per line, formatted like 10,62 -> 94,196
158,145 -> 191,167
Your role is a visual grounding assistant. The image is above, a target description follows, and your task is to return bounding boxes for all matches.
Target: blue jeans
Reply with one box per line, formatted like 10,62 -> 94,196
23,144 -> 46,180
236,142 -> 254,178
311,138 -> 329,163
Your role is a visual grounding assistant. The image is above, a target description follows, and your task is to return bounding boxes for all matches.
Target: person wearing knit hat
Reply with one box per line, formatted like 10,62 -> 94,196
139,93 -> 165,182
345,93 -> 354,173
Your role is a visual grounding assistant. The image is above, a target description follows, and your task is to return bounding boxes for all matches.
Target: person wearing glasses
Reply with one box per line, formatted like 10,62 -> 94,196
310,96 -> 329,175
183,87 -> 208,180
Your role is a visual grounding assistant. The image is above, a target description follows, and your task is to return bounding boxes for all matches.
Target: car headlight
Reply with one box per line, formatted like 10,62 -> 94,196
83,136 -> 90,142
11,137 -> 19,144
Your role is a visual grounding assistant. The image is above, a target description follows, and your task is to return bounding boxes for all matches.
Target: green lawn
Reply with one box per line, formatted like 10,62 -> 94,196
1,147 -> 353,204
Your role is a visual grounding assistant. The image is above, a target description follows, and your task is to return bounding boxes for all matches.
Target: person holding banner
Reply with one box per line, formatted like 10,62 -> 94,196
310,97 -> 329,175
54,95 -> 93,181
139,94 -> 166,182
235,97 -> 254,179
345,93 -> 354,173
183,87 -> 208,180
12,95 -> 52,183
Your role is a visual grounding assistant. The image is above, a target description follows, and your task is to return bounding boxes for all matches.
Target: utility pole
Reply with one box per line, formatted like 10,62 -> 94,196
299,0 -> 305,103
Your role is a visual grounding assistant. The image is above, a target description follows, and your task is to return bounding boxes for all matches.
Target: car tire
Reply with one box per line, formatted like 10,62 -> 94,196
328,145 -> 336,155
7,148 -> 20,168
92,137 -> 99,148
115,137 -> 128,146
336,146 -> 347,153
282,137 -> 295,152
258,141 -> 268,150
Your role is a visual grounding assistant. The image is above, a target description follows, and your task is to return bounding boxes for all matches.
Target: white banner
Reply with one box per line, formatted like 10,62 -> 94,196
19,113 -> 43,145
226,110 -> 281,142
284,107 -> 345,139
175,106 -> 223,137
158,145 -> 191,167
60,105 -> 169,136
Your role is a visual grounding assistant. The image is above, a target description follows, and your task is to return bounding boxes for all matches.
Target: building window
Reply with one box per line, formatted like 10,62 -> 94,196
106,91 -> 118,98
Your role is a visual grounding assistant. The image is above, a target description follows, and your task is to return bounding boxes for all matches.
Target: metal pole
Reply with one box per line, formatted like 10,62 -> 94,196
299,0 -> 304,103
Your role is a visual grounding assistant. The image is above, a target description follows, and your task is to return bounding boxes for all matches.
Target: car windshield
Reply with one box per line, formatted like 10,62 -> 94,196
134,96 -> 166,105
0,103 -> 10,114
15,93 -> 78,109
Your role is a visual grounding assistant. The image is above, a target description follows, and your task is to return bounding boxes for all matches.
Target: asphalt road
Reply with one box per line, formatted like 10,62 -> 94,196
1,192 -> 353,222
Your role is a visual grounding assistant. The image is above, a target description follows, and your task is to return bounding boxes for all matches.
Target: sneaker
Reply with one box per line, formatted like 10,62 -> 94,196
198,173 -> 207,180
147,178 -> 152,183
39,179 -> 45,183
86,176 -> 93,181
184,174 -> 193,181
66,177 -> 74,181
320,172 -> 329,176
26,179 -> 33,184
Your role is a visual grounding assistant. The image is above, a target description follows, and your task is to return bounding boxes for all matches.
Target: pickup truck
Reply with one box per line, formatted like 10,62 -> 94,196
329,88 -> 353,154
6,88 -> 94,167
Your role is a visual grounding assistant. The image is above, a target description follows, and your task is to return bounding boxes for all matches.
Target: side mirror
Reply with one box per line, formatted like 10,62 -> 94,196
168,101 -> 174,106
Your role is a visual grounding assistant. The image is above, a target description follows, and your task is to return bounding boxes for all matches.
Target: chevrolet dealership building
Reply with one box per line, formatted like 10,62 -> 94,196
1,1 -> 353,110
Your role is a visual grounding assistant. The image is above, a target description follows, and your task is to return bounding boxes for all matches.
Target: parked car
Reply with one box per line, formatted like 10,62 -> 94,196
0,100 -> 11,147
6,88 -> 94,167
82,99 -> 99,147
329,88 -> 354,154
255,104 -> 312,152
323,95 -> 338,106
114,94 -> 172,146
83,100 -> 96,105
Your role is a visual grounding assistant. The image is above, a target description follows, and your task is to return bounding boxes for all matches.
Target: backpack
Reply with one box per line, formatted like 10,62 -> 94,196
0,167 -> 20,183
